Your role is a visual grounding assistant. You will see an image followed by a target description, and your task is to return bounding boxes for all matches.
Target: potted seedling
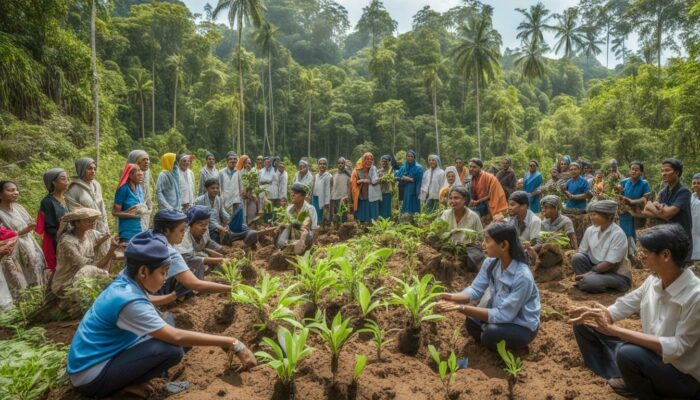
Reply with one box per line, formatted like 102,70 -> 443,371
291,254 -> 337,317
213,258 -> 244,287
537,231 -> 570,269
306,311 -> 355,382
348,354 -> 367,400
389,274 -> 444,355
497,340 -> 523,400
255,326 -> 315,400
428,344 -> 459,400
358,320 -> 398,361
230,273 -> 305,333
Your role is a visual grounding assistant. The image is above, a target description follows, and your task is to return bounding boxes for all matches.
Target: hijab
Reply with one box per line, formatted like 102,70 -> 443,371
161,153 -> 177,173
75,157 -> 96,181
118,163 -> 139,189
43,168 -> 65,193
127,150 -> 148,165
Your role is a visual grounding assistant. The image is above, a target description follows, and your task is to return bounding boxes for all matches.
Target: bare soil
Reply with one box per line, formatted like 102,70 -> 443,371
45,231 -> 645,400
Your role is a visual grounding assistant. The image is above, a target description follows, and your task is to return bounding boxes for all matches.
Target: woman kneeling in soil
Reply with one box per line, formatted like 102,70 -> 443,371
569,224 -> 700,399
147,210 -> 231,305
439,186 -> 484,270
437,222 -> 541,351
67,233 -> 255,398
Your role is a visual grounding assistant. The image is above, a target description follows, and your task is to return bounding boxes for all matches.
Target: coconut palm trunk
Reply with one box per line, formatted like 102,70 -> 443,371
90,0 -> 100,163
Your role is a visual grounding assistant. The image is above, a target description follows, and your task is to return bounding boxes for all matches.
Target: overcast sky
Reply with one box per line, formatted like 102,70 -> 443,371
182,0 -> 637,67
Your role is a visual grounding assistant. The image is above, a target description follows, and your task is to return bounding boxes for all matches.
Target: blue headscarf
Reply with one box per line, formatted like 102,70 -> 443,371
395,150 -> 423,196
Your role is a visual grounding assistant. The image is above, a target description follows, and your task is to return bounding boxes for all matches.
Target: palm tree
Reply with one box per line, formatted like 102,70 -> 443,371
581,27 -> 603,65
253,22 -> 278,154
128,69 -> 153,141
422,63 -> 444,157
213,0 -> 266,154
515,2 -> 553,47
89,0 -> 100,163
514,40 -> 548,81
552,7 -> 585,58
300,68 -> 320,158
452,11 -> 502,159
166,54 -> 184,129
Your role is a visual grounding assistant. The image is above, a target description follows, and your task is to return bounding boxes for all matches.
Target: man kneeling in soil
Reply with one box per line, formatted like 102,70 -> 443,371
569,224 -> 700,399
275,183 -> 318,255
572,200 -> 631,293
194,177 -> 257,248
175,205 -> 229,277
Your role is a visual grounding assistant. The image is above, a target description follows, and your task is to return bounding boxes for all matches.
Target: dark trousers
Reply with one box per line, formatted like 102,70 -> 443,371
75,338 -> 184,398
465,317 -> 537,351
571,253 -> 630,293
573,325 -> 700,399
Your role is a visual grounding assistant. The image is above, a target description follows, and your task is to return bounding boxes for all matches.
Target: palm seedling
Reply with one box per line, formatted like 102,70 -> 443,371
390,274 -> 444,355
539,231 -> 570,248
0,286 -> 45,328
428,344 -> 459,399
361,247 -> 394,282
356,282 -> 385,320
497,340 -> 523,400
306,311 -> 355,380
358,319 -> 397,361
230,273 -> 305,331
213,258 -> 245,287
255,326 -> 315,400
349,354 -> 367,399
62,274 -> 112,315
291,254 -> 337,309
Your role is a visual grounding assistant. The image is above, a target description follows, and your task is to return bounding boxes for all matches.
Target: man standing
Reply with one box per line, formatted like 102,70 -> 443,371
219,151 -> 242,216
496,157 -> 516,198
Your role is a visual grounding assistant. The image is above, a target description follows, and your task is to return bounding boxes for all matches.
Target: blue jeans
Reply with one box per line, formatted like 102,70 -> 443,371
75,338 -> 184,398
573,325 -> 700,399
465,317 -> 537,351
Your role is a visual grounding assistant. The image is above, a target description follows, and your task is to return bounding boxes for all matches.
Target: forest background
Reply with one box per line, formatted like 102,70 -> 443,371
1,0 -> 700,218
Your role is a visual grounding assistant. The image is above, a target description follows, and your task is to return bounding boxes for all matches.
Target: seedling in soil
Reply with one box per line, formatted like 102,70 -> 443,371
497,340 -> 523,400
61,274 -> 112,315
356,282 -> 385,320
390,274 -> 444,355
358,320 -> 397,361
291,253 -> 337,307
255,327 -> 315,400
539,231 -> 570,248
306,311 -> 355,381
230,273 -> 305,331
428,344 -> 458,399
213,258 -> 245,287
0,286 -> 45,328
348,354 -> 367,399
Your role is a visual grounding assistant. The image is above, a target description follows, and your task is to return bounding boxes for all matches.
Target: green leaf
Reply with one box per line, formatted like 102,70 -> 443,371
353,354 -> 367,380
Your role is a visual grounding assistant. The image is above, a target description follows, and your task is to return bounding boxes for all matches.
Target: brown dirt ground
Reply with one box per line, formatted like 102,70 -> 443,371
44,231 -> 647,400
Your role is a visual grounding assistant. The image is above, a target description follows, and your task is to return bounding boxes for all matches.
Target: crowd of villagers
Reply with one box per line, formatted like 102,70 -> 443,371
0,147 -> 699,399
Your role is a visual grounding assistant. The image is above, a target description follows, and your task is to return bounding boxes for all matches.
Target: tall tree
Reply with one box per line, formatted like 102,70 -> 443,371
356,0 -> 397,52
166,53 -> 184,129
626,0 -> 685,70
581,27 -> 604,64
213,0 -> 266,153
253,22 -> 279,154
552,7 -> 586,57
128,69 -> 154,141
514,40 -> 548,81
515,2 -> 553,47
90,0 -> 100,163
422,62 -> 444,157
452,11 -> 502,159
300,68 -> 320,158
373,99 -> 406,154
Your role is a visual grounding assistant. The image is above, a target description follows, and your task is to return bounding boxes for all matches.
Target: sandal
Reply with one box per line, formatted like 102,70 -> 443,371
607,378 -> 634,397
163,381 -> 189,396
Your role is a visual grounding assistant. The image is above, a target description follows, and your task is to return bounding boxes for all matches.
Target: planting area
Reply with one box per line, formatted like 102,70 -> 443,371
32,220 -> 644,400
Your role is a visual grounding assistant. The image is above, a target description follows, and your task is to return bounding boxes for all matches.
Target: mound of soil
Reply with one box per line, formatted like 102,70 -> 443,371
45,230 -> 649,400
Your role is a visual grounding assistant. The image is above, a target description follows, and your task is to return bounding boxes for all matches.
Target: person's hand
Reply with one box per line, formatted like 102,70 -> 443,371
564,191 -> 573,199
166,291 -> 178,303
97,232 -> 111,245
574,271 -> 592,281
26,221 -> 37,231
492,213 -> 505,222
109,234 -> 120,250
469,200 -> 477,207
523,241 -> 532,250
218,226 -> 228,235
436,301 -> 463,313
440,293 -> 454,301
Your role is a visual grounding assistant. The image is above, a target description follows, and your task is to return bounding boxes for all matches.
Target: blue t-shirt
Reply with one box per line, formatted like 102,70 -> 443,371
114,184 -> 145,241
565,177 -> 590,210
620,177 -> 651,203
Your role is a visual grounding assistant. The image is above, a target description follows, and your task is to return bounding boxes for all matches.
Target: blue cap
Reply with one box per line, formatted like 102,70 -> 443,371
153,209 -> 188,224
186,205 -> 210,224
125,230 -> 171,269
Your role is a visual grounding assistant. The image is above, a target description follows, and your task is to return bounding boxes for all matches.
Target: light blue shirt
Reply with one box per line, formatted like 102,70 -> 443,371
464,257 -> 540,331
166,244 -> 190,279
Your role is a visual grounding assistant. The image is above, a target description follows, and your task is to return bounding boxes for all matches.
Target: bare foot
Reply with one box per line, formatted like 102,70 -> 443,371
115,382 -> 152,398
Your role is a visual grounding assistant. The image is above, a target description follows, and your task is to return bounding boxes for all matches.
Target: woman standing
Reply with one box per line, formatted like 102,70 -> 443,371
395,150 -> 423,217
67,233 -> 255,398
293,159 -> 313,190
127,150 -> 152,229
66,158 -> 109,234
377,155 -> 396,219
351,153 -> 381,223
113,163 -> 147,242
37,168 -> 69,273
311,158 -> 332,225
177,154 -> 195,212
420,154 -> 445,213
523,160 -> 543,213
0,181 -> 46,286
156,153 -> 181,211
439,166 -> 462,206
237,155 -> 259,224
618,161 -> 652,255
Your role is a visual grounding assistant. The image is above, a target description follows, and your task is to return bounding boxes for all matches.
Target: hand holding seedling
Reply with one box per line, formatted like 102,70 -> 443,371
436,301 -> 464,314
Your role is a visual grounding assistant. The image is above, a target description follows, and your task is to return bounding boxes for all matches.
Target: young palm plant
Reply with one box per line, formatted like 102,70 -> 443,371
213,258 -> 245,287
390,274 -> 444,355
358,319 -> 397,361
356,282 -> 385,320
231,273 -> 305,331
306,311 -> 355,381
428,344 -> 459,399
497,340 -> 523,400
349,354 -> 367,399
291,254 -> 337,308
256,326 -> 315,400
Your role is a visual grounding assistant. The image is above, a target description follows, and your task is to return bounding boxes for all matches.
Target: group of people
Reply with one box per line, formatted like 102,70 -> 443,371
1,147 -> 699,399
